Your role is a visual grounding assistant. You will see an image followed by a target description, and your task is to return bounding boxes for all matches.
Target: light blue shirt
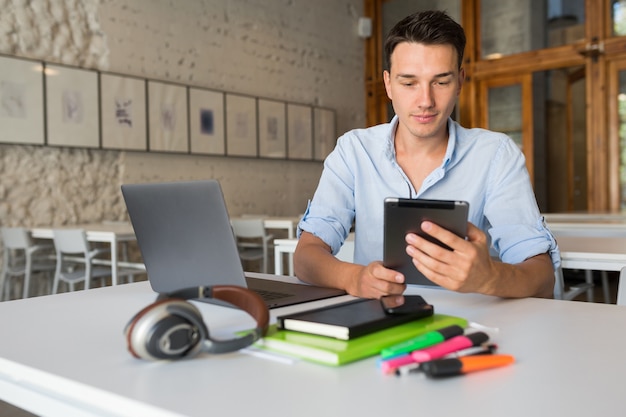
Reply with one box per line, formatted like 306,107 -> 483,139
298,116 -> 560,270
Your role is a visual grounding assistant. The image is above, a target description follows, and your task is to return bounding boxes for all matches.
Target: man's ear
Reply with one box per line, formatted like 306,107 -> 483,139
457,67 -> 466,95
383,70 -> 393,100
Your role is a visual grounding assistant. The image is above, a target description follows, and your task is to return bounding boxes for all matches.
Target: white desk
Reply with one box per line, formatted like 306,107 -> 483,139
274,234 -> 355,276
543,212 -> 626,222
234,216 -> 300,239
262,217 -> 300,239
1,273 -> 625,417
30,222 -> 145,286
274,238 -> 298,275
556,235 -> 626,271
553,235 -> 626,302
542,214 -> 626,301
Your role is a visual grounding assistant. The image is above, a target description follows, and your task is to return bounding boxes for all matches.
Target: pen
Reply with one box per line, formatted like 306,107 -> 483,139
420,354 -> 515,378
394,343 -> 498,376
380,325 -> 465,359
444,343 -> 498,358
410,332 -> 489,363
379,353 -> 416,374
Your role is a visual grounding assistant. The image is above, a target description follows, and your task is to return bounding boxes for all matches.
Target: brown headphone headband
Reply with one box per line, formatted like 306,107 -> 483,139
159,285 -> 270,336
211,285 -> 270,335
126,285 -> 270,360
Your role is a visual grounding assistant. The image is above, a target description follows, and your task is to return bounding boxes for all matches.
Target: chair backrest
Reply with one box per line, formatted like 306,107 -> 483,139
52,229 -> 89,255
617,266 -> 626,306
231,218 -> 267,239
1,227 -> 33,250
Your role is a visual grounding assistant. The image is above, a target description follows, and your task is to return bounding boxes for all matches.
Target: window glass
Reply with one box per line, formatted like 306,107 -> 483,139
488,85 -> 523,148
545,67 -> 586,211
618,70 -> 626,207
381,0 -> 461,121
382,0 -> 460,42
613,0 -> 626,36
481,0 -> 585,60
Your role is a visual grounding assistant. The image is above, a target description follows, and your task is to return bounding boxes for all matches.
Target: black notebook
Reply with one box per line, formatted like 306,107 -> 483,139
276,297 -> 434,340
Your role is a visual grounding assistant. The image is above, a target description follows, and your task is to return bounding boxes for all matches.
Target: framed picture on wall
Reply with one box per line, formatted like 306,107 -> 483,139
313,107 -> 336,161
287,103 -> 313,160
100,73 -> 147,151
189,87 -> 225,155
258,98 -> 286,159
147,80 -> 188,153
225,93 -> 257,157
45,64 -> 99,148
0,55 -> 45,145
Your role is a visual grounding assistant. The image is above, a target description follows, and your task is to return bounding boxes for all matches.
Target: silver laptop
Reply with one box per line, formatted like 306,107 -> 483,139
121,180 -> 345,308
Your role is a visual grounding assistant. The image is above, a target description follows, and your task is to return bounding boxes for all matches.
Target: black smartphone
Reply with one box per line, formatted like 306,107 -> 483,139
380,295 -> 434,316
383,198 -> 469,286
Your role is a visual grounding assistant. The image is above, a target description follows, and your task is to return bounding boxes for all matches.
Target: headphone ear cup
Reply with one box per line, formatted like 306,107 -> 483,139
125,299 -> 208,360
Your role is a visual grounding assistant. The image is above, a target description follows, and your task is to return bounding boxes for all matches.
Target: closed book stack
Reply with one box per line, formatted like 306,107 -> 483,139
257,314 -> 468,366
277,298 -> 434,340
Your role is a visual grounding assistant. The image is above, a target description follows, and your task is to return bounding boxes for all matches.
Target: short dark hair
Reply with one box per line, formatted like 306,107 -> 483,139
383,10 -> 466,71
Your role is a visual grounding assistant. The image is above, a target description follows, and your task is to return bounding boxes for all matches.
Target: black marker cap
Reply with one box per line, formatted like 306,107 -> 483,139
421,358 -> 463,378
438,325 -> 465,340
466,332 -> 489,346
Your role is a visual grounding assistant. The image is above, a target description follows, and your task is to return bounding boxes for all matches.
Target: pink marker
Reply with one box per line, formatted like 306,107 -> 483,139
411,332 -> 489,363
380,354 -> 416,374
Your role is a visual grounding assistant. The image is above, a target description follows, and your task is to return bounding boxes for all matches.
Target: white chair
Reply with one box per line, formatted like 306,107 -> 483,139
230,218 -> 274,273
51,229 -> 115,293
617,267 -> 626,306
1,227 -> 56,300
335,233 -> 355,263
554,267 -> 611,303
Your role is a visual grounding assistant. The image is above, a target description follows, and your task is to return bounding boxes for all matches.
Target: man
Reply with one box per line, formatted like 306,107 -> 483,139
294,10 -> 560,299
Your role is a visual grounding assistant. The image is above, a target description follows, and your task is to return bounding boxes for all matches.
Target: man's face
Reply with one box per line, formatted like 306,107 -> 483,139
383,42 -> 464,142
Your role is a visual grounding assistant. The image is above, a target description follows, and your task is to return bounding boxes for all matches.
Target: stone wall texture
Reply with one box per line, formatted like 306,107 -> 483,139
0,0 -> 365,228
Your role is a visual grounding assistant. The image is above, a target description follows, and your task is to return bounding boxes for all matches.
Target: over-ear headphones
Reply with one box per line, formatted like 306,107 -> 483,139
124,285 -> 269,360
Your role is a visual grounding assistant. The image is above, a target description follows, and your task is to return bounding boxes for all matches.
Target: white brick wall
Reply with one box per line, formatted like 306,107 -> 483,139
0,0 -> 365,232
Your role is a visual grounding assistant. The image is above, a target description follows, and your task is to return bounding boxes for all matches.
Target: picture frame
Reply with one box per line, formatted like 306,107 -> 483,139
100,73 -> 147,151
258,98 -> 286,159
287,103 -> 313,160
45,64 -> 99,148
313,107 -> 337,161
189,87 -> 225,155
147,80 -> 188,153
225,93 -> 257,157
0,55 -> 45,145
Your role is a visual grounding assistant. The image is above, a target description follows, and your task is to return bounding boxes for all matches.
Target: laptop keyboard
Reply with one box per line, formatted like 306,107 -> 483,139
254,289 -> 291,301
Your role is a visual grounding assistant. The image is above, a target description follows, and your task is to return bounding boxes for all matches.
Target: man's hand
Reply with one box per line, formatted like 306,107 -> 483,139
346,261 -> 406,299
294,232 -> 406,298
405,221 -> 494,293
405,221 -> 554,298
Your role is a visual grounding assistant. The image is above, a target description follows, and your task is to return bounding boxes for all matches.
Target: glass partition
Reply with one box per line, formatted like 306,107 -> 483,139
618,69 -> 626,207
481,0 -> 585,60
613,0 -> 626,36
382,0 -> 460,41
488,84 -> 523,148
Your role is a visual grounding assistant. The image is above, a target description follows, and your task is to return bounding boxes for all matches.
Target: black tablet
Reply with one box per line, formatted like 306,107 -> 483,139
383,197 -> 469,286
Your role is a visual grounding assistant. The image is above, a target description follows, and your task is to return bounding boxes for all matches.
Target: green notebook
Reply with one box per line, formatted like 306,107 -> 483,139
256,314 -> 467,366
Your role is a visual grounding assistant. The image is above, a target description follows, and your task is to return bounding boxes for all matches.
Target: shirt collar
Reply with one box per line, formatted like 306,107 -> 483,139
443,118 -> 457,169
384,116 -> 398,160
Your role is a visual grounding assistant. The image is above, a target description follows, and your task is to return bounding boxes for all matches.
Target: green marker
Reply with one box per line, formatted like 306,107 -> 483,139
380,325 -> 465,359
